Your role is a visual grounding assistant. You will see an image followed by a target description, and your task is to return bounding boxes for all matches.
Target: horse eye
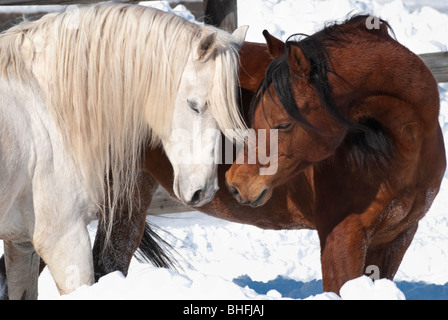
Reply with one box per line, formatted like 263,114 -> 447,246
274,123 -> 292,130
187,100 -> 200,114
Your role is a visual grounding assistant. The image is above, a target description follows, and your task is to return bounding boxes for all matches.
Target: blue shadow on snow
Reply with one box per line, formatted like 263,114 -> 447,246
233,275 -> 448,300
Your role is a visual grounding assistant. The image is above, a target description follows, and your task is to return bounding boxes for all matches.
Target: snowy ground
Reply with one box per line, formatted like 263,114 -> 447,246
1,0 -> 448,300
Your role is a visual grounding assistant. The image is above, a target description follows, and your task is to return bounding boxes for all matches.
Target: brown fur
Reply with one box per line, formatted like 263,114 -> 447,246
226,17 -> 445,293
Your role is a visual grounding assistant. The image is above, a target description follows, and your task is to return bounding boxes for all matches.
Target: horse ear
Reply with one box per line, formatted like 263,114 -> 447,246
197,30 -> 217,61
262,30 -> 284,58
287,43 -> 311,78
231,25 -> 249,51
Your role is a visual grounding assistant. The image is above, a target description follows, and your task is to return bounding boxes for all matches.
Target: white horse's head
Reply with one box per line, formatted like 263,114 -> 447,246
162,26 -> 247,206
13,3 -> 248,210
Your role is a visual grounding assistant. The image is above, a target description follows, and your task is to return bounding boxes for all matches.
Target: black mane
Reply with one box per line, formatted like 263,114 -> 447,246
251,14 -> 396,173
250,14 -> 393,129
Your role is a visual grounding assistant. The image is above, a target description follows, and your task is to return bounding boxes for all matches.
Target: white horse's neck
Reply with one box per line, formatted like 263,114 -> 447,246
0,5 -> 201,220
0,2 -> 247,239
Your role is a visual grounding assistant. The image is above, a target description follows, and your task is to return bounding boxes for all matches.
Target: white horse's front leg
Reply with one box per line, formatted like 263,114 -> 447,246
33,218 -> 94,296
4,240 -> 40,300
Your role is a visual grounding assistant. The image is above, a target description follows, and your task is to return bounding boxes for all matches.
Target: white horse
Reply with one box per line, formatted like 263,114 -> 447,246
0,3 -> 247,299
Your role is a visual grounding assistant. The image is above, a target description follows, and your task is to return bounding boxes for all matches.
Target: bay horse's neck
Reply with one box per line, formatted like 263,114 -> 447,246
327,35 -> 439,126
322,31 -> 440,191
239,41 -> 273,93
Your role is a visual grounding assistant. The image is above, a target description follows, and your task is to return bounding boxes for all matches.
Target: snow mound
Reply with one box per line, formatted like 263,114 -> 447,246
339,276 -> 406,300
57,266 -> 406,300
59,265 -> 272,300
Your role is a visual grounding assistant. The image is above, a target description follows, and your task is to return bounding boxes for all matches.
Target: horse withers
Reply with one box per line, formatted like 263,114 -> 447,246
226,15 -> 445,293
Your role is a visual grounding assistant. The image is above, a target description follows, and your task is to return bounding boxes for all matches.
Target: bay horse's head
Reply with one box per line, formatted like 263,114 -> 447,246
226,32 -> 350,207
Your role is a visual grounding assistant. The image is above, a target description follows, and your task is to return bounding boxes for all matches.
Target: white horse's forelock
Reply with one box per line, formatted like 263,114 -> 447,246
204,24 -> 248,143
0,3 -> 246,242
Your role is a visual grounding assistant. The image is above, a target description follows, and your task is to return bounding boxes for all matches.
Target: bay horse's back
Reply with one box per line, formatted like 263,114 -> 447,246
336,15 -> 445,190
380,21 -> 446,201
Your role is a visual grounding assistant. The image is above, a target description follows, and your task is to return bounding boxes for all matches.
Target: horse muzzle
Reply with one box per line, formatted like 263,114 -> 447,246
226,179 -> 271,208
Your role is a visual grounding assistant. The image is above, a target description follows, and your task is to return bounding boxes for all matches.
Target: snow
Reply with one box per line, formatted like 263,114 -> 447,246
239,0 -> 448,54
339,276 -> 406,300
1,0 -> 448,300
0,5 -> 64,14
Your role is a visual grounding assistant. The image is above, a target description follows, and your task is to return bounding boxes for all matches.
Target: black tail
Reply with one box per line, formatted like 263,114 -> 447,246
343,117 -> 396,177
134,222 -> 179,270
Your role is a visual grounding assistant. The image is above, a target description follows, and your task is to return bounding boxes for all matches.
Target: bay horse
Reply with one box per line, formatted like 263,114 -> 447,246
226,15 -> 446,293
0,3 -> 247,299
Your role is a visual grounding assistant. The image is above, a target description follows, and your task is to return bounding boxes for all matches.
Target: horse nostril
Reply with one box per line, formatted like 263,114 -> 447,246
190,189 -> 203,205
228,185 -> 242,201
229,185 -> 238,196
225,178 -> 243,202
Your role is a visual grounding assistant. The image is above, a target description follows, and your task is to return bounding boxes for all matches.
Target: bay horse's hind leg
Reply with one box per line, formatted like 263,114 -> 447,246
364,183 -> 440,281
365,224 -> 418,281
4,241 -> 40,300
93,169 -> 158,280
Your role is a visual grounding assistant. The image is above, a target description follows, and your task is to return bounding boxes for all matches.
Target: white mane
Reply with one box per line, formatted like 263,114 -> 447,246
0,3 -> 246,234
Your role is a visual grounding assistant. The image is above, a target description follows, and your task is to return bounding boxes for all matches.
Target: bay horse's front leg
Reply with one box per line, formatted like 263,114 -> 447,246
92,169 -> 157,280
318,215 -> 369,294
